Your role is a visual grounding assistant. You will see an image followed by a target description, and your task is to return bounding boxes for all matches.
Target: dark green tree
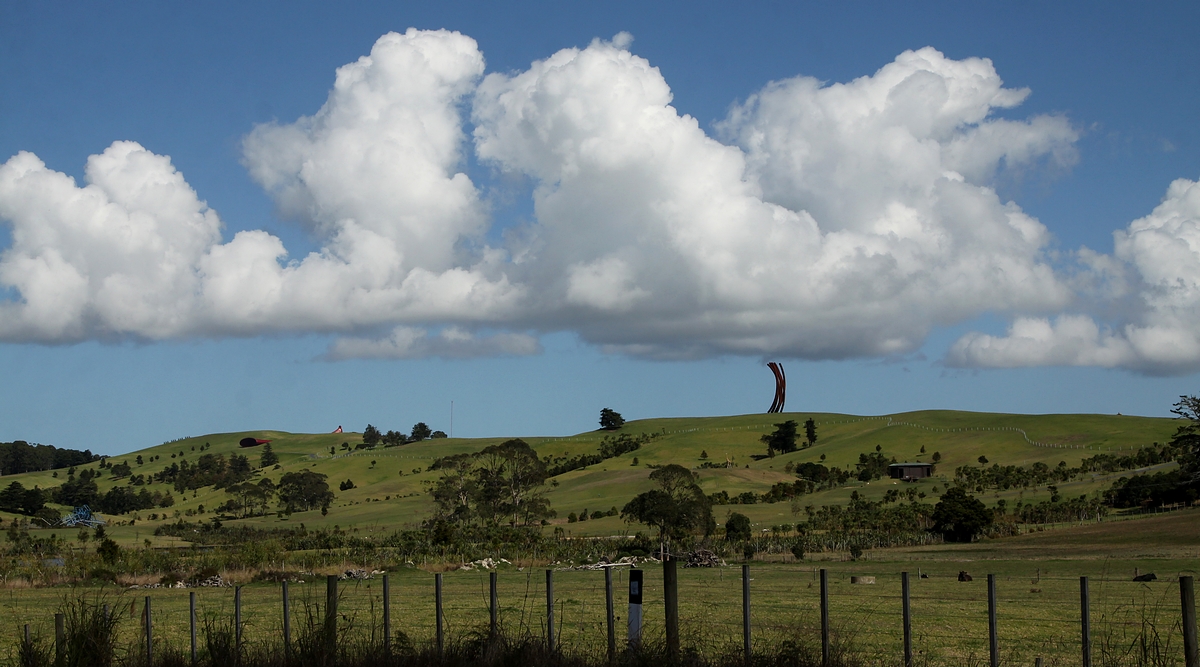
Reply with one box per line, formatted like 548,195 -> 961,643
1172,395 -> 1200,476
277,471 -> 334,513
621,464 -> 713,547
474,439 -> 552,526
410,422 -> 433,442
259,443 -> 279,468
761,420 -> 799,455
931,487 -> 994,542
599,408 -> 625,430
724,512 -> 752,541
363,424 -> 382,447
804,418 -> 817,448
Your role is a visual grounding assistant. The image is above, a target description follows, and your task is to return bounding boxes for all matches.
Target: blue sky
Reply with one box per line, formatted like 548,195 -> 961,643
1,1 -> 1198,454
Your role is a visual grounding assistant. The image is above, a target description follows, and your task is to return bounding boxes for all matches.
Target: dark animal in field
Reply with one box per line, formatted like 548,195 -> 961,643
1133,573 -> 1157,582
920,573 -> 929,579
958,571 -> 973,582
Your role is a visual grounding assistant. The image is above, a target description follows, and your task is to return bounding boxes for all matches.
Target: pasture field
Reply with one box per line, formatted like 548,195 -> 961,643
3,555 -> 1196,665
4,510 -> 1198,665
0,410 -> 1180,545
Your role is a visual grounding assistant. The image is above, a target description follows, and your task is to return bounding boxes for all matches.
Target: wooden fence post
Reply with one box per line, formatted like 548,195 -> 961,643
742,563 -> 752,663
235,585 -> 242,654
987,574 -> 998,667
435,573 -> 444,659
55,612 -> 64,667
902,571 -> 912,667
383,573 -> 391,655
490,571 -> 498,638
190,591 -> 197,666
145,596 -> 153,667
546,569 -> 556,651
820,568 -> 829,667
282,580 -> 291,657
325,575 -> 337,657
664,558 -> 679,658
1081,576 -> 1092,667
605,567 -> 616,661
1182,575 -> 1198,667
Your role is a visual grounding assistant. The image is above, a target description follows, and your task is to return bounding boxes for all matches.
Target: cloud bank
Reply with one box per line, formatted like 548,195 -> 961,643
0,29 -> 1195,371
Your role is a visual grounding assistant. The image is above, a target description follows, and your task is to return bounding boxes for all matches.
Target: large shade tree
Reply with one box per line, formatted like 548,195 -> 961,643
622,464 -> 714,552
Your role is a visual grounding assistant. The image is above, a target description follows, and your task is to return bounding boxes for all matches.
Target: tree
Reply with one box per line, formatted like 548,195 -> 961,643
431,430 -> 448,439
383,430 -> 406,447
724,512 -> 751,541
761,420 -> 799,455
1172,395 -> 1200,477
931,488 -> 993,542
621,464 -> 713,546
363,424 -> 383,447
259,443 -> 278,468
932,451 -> 942,463
410,422 -> 433,442
97,537 -> 120,565
473,439 -> 552,526
277,471 -> 334,513
978,455 -> 989,465
599,408 -> 625,430
804,418 -> 818,448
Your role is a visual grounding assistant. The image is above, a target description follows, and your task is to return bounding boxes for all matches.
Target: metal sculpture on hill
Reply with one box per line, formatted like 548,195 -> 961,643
239,437 -> 272,448
58,505 -> 105,528
766,362 -> 786,413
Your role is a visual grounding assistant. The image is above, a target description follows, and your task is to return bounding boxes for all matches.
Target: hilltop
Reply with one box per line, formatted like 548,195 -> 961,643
0,410 -> 1180,546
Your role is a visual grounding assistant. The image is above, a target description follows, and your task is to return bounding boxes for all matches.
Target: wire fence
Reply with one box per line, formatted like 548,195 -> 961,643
6,564 -> 1198,666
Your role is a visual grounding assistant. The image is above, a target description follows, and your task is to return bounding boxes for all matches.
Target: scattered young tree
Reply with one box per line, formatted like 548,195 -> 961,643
761,420 -> 799,455
804,418 -> 818,448
431,431 -> 448,439
978,455 -> 989,465
599,408 -> 625,431
259,443 -> 278,468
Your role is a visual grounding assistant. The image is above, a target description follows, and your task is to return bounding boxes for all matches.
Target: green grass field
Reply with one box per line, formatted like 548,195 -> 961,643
5,530 -> 1196,666
0,410 -> 1183,546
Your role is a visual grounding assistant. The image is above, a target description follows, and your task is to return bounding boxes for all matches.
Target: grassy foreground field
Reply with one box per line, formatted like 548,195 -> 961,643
3,511 -> 1198,665
0,410 -> 1181,546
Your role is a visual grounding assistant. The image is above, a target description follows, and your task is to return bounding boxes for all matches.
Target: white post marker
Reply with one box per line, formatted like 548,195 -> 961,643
628,569 -> 644,649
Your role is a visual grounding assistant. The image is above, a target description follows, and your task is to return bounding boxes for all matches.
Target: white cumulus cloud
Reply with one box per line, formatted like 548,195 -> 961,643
4,31 -> 1193,371
949,177 -> 1200,374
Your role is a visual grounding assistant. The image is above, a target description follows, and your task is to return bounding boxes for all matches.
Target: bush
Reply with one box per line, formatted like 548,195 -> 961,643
725,512 -> 752,541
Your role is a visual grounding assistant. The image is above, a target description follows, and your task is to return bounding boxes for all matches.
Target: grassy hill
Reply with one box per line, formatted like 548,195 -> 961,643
0,410 -> 1180,546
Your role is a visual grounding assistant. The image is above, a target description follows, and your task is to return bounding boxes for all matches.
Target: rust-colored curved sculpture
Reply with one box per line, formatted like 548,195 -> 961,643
767,362 -> 786,413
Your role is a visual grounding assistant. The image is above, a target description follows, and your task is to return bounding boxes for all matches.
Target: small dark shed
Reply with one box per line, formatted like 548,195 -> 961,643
888,462 -> 933,481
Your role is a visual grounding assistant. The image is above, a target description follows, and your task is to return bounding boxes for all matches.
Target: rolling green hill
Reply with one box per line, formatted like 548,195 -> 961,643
0,410 -> 1180,546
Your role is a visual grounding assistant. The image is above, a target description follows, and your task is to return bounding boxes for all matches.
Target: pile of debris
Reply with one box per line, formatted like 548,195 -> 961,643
683,549 -> 722,568
555,555 -> 660,571
196,574 -> 229,587
338,568 -> 384,580
457,558 -> 512,571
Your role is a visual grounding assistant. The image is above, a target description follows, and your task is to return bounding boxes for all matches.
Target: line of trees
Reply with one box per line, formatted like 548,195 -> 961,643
0,441 -> 99,475
543,432 -> 655,476
362,422 -> 447,448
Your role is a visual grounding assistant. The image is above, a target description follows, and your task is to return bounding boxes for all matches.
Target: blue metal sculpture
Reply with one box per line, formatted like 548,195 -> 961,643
58,505 -> 106,528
